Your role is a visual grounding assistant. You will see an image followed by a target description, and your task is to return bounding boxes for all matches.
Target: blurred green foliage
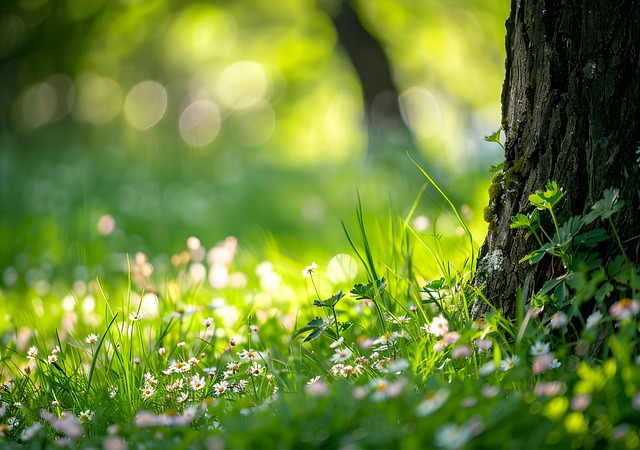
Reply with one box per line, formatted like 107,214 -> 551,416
0,0 -> 509,289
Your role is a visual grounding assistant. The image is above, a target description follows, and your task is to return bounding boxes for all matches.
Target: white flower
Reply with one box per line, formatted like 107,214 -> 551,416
330,337 -> 344,349
479,362 -> 496,376
433,422 -> 472,449
203,317 -> 214,328
530,340 -> 550,356
428,314 -> 449,337
78,410 -> 94,422
550,312 -> 568,329
585,311 -> 603,329
549,358 -> 562,369
416,389 -> 450,417
189,375 -> 206,391
212,381 -> 229,396
330,347 -> 353,363
129,311 -> 145,322
26,346 -> 38,359
85,334 -> 99,344
302,262 -> 318,278
499,354 -> 520,372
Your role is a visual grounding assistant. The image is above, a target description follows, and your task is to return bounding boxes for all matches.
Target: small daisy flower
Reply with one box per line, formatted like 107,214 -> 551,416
47,354 -> 58,365
109,386 -> 118,398
475,339 -> 493,352
530,340 -> 550,356
330,347 -> 353,363
443,332 -> 460,346
585,311 -> 603,329
212,381 -> 229,396
51,346 -> 60,355
246,362 -> 264,377
452,345 -> 472,359
433,340 -> 447,353
302,262 -> 318,278
416,389 -> 450,417
189,375 -> 206,391
550,312 -> 568,329
307,376 -> 321,385
78,410 -> 94,422
479,361 -> 497,376
129,311 -> 145,322
158,347 -> 166,356
177,341 -> 186,348
26,346 -> 38,359
609,298 -> 640,320
238,349 -> 261,361
330,337 -> 344,349
85,334 -> 99,344
141,385 -> 155,400
499,354 -> 520,372
428,314 -> 449,337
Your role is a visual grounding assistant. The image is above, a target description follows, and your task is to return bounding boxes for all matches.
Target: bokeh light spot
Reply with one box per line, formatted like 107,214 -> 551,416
179,99 -> 221,147
327,254 -> 358,284
124,80 -> 168,130
97,214 -> 116,236
217,61 -> 270,109
20,82 -> 57,129
71,73 -> 122,125
399,86 -> 442,139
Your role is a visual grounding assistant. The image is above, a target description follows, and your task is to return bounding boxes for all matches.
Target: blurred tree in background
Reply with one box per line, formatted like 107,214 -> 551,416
0,0 -> 509,287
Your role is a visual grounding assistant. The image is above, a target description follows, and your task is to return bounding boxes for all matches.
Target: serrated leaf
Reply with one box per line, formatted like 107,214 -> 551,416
340,321 -> 354,332
488,162 -> 505,173
574,229 -> 609,248
484,127 -> 502,143
302,326 -> 326,343
529,181 -> 565,210
511,213 -> 532,229
595,282 -> 614,303
313,290 -> 345,308
350,278 -> 386,301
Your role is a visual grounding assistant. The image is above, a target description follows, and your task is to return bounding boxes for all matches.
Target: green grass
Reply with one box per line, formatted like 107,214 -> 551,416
2,160 -> 640,448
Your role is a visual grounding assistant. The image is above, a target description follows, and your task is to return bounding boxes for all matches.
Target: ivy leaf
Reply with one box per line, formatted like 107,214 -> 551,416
313,290 -> 345,308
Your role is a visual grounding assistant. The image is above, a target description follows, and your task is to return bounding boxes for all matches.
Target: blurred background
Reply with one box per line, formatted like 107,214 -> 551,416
0,0 -> 508,291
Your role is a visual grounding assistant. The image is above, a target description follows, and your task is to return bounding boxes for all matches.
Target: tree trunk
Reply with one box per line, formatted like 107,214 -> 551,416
330,0 -> 416,158
473,0 -> 640,319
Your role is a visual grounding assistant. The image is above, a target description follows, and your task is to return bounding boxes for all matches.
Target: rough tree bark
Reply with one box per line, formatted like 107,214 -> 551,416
473,0 -> 640,319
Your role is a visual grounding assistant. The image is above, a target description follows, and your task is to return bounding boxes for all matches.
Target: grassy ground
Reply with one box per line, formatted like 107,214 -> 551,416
1,138 -> 639,448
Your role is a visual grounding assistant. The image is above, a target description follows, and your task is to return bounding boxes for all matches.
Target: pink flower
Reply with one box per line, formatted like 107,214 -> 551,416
475,339 -> 493,352
452,345 -> 472,359
534,381 -> 565,397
